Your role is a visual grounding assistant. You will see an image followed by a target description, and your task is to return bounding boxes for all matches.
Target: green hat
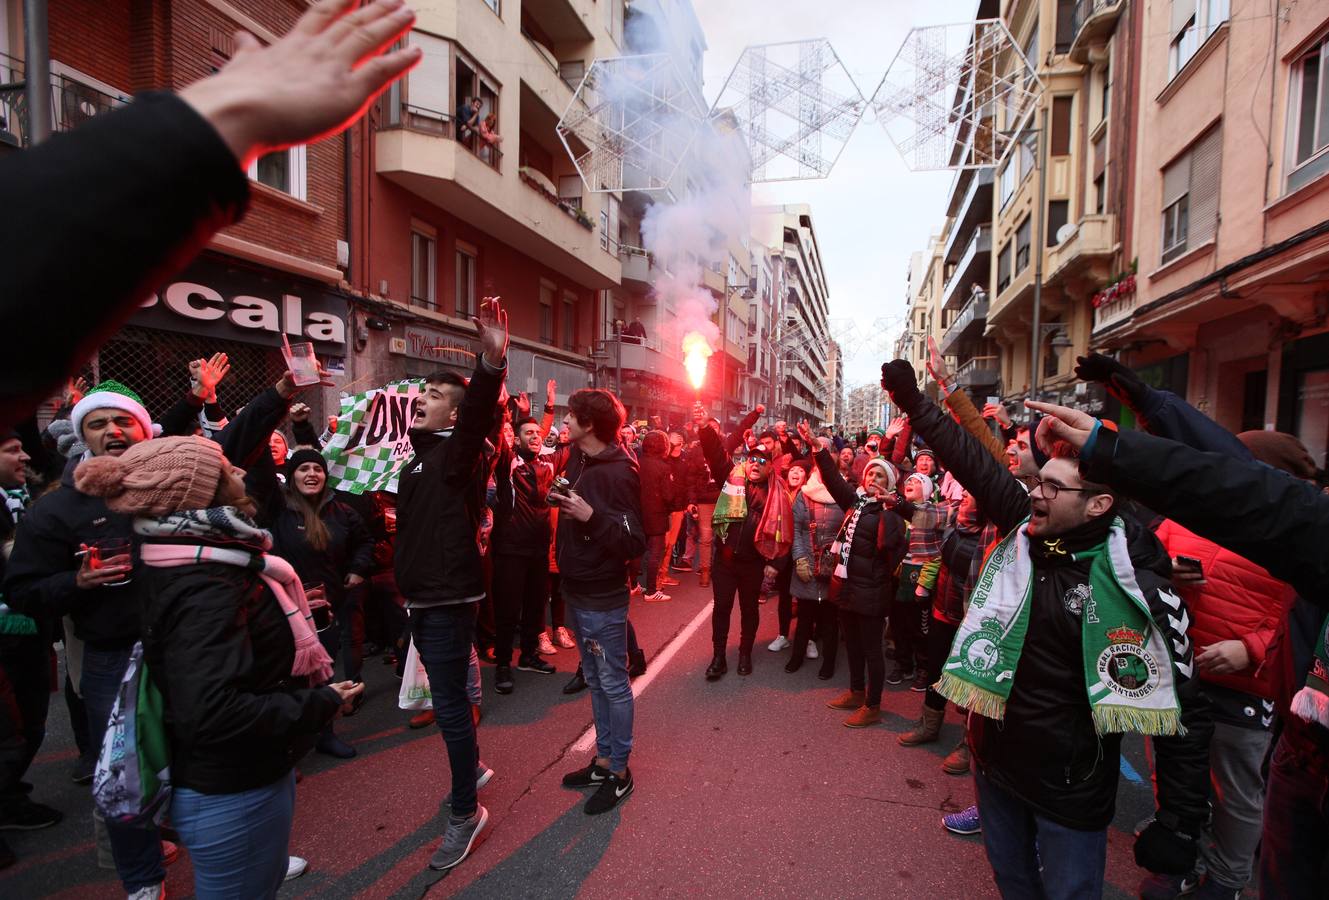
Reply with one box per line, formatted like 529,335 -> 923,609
867,428 -> 886,439
71,380 -> 154,441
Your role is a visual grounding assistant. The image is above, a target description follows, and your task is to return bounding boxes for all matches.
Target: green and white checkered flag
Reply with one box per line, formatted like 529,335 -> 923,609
323,380 -> 424,495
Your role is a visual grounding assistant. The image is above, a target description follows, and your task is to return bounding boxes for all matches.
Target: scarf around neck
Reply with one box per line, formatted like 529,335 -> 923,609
1292,616 -> 1329,730
135,507 -> 334,683
829,491 -> 881,580
936,516 -> 1183,737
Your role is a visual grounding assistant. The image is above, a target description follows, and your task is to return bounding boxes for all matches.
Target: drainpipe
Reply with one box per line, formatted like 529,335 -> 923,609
23,0 -> 50,145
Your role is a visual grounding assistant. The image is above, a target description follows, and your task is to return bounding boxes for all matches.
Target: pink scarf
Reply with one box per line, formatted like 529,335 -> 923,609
140,544 -> 334,683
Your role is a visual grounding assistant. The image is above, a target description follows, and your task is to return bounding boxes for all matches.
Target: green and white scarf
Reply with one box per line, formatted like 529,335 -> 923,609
935,516 -> 1184,736
712,467 -> 748,545
1291,615 -> 1329,729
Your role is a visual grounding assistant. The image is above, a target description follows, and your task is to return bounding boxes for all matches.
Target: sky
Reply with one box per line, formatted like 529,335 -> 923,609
694,0 -> 980,389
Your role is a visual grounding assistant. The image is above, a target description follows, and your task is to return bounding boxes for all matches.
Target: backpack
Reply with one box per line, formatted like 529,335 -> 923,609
92,641 -> 172,827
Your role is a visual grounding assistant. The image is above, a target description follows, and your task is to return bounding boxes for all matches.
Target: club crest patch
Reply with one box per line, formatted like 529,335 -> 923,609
1096,624 -> 1161,700
960,618 -> 1005,678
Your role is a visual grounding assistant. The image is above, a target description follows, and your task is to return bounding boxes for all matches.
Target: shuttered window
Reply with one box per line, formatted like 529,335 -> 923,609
1161,124 -> 1222,263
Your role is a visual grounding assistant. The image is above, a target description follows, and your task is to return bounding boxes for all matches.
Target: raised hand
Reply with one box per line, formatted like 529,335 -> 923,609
1024,400 -> 1098,453
926,335 -> 950,384
982,402 -> 1012,428
178,0 -> 422,168
884,415 -> 907,440
545,378 -> 556,408
881,360 -> 921,407
1074,352 -> 1147,407
514,391 -> 531,417
192,352 -> 230,401
276,362 -> 335,399
754,404 -> 766,416
796,419 -> 814,446
63,376 -> 88,408
474,296 -> 509,366
289,401 -> 311,423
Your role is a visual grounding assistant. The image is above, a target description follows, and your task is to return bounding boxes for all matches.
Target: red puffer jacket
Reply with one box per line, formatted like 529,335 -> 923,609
1154,519 -> 1297,699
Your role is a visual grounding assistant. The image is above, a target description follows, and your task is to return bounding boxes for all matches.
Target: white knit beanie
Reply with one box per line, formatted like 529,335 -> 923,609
863,456 -> 897,492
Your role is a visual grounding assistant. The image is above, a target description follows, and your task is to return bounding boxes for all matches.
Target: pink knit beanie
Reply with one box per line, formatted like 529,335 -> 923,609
75,436 -> 226,515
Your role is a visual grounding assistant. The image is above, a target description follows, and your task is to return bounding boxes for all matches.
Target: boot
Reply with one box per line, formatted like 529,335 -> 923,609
698,567 -> 711,588
826,689 -> 865,710
562,667 -> 587,694
316,724 -> 356,759
705,652 -> 727,681
898,706 -> 945,746
657,568 -> 680,587
737,650 -> 753,676
628,649 -> 648,678
942,739 -> 971,775
844,704 -> 882,728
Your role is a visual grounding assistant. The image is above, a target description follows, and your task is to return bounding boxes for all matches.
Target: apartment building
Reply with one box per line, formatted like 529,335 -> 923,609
754,204 -> 834,426
1092,0 -> 1329,468
1,0 -> 354,423
844,383 -> 886,437
826,339 -> 845,430
745,242 -> 784,413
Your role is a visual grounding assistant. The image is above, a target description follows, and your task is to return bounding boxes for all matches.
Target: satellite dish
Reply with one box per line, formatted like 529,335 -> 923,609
1055,223 -> 1078,245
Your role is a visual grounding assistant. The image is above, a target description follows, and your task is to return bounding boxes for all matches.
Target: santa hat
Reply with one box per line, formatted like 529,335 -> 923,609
71,380 -> 155,443
905,471 -> 933,497
864,456 -> 898,492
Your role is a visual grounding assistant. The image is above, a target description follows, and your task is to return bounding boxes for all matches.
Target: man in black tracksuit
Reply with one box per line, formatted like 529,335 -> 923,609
881,361 -> 1211,897
554,389 -> 645,815
490,416 -> 558,693
394,301 -> 507,871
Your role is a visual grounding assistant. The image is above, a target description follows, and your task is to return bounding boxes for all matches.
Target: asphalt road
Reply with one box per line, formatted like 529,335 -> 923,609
3,574 -> 1163,898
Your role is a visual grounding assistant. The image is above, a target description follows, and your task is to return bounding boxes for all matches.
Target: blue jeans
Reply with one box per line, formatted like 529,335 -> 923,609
409,603 -> 480,816
172,771 -> 294,899
973,769 -> 1107,899
569,603 -> 633,772
82,644 -> 165,893
1259,731 -> 1329,896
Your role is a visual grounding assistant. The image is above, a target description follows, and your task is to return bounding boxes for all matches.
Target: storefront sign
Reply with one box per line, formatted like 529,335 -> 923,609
131,256 -> 348,350
393,325 -> 477,367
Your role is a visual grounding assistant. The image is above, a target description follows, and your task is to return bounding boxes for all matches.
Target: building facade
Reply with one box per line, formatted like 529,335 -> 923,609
844,383 -> 886,437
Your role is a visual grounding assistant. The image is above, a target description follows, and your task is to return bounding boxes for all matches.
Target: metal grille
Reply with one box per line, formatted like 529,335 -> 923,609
95,327 -> 297,425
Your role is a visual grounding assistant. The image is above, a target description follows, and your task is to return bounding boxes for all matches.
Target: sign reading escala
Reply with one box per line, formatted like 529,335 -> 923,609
131,256 -> 348,350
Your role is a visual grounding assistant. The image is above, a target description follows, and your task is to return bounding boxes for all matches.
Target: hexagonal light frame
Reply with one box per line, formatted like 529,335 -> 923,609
711,39 -> 866,183
557,53 -> 707,195
871,19 -> 1042,172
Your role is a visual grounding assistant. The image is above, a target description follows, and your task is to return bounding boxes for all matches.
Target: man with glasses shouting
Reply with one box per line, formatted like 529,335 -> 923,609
879,359 -> 1212,900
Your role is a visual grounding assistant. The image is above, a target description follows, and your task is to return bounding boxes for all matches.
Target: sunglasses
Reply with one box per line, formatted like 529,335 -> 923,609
742,455 -> 771,466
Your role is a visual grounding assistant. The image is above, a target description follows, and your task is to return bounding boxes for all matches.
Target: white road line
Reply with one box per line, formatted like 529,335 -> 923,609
570,600 -> 714,755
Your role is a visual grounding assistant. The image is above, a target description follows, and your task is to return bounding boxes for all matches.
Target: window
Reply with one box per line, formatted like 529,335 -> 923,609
1054,0 -> 1076,54
247,147 -> 307,201
455,246 -> 477,318
1094,172 -> 1107,214
1092,134 -> 1107,213
481,0 -> 499,15
410,229 -> 436,309
1000,157 -> 1016,208
605,0 -> 624,46
1022,20 -> 1040,88
599,195 -> 620,253
1015,216 -> 1032,273
1161,125 -> 1222,263
539,282 -> 555,344
558,175 -> 583,212
1169,0 -> 1230,79
1050,96 -> 1073,156
1287,36 -> 1329,192
1099,58 -> 1112,126
1047,200 -> 1069,246
561,294 -> 578,351
997,242 -> 1013,292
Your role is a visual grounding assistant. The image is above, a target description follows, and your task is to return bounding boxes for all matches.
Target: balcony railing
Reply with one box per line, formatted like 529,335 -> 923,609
376,98 -> 503,172
942,223 -> 993,310
0,56 -> 127,149
1069,0 -> 1125,62
956,355 -> 1000,389
939,293 -> 990,356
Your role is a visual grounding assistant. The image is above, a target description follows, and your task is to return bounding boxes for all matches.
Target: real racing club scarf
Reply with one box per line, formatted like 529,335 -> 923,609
935,516 -> 1183,737
712,465 -> 748,546
1291,615 -> 1329,729
829,491 -> 880,580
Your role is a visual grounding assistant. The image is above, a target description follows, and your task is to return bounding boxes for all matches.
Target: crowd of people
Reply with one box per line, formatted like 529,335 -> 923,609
1,2 -> 1328,897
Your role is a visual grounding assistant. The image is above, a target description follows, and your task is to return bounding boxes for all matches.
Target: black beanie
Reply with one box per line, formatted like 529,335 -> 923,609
285,447 -> 328,480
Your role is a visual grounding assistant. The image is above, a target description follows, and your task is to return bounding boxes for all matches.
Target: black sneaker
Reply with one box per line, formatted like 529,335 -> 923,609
562,669 -> 587,694
494,665 -> 514,694
0,800 -> 62,831
517,656 -> 556,675
561,760 -> 610,789
911,670 -> 931,692
886,665 -> 912,686
584,768 -> 633,815
70,756 -> 94,785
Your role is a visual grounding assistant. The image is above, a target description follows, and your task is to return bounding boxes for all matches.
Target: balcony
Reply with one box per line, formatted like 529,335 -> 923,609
1069,0 -> 1125,64
939,293 -> 990,356
1045,214 -> 1117,284
942,167 -> 995,264
619,245 -> 657,290
0,57 -> 127,149
955,355 -> 1000,390
613,337 -> 689,387
942,224 -> 993,311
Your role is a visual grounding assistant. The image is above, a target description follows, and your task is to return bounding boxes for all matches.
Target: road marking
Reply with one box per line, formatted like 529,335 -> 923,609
570,601 -> 714,755
1119,755 -> 1143,783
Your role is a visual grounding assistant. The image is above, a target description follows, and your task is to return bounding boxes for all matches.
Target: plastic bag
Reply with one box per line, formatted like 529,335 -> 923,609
92,641 -> 172,828
397,638 -> 432,710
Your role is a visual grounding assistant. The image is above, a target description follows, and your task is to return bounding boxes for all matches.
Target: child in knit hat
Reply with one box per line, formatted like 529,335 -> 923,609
890,469 -> 949,689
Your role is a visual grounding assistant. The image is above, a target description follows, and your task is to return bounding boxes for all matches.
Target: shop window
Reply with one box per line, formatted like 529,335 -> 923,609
248,147 -> 307,201
1047,200 -> 1069,246
455,245 -> 477,318
1287,36 -> 1329,193
1161,125 -> 1221,263
410,229 -> 436,309
1015,216 -> 1031,273
1169,0 -> 1229,80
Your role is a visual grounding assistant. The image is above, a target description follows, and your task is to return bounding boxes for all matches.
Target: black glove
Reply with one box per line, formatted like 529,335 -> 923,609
881,360 -> 923,411
1133,821 -> 1198,875
1074,353 -> 1148,409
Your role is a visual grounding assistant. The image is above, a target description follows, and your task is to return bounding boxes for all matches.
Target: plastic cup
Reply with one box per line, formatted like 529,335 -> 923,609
282,340 -> 320,387
88,537 -> 132,587
303,582 -> 333,632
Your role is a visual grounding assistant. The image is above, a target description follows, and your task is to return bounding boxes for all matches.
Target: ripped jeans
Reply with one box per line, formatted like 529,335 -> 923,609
567,601 -> 634,772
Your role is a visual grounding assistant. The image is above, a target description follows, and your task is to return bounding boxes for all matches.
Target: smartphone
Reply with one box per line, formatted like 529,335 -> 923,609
1175,555 -> 1203,573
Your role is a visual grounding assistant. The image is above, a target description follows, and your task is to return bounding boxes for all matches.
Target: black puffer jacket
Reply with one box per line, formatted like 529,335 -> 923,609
139,558 -> 341,793
899,392 -> 1212,834
699,425 -> 772,568
811,448 -> 907,616
394,360 -> 503,605
269,495 -> 373,611
639,454 -> 676,536
554,443 -> 645,600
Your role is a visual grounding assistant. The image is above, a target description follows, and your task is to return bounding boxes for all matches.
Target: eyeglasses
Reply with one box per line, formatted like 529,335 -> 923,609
742,456 -> 771,466
1028,477 -> 1091,500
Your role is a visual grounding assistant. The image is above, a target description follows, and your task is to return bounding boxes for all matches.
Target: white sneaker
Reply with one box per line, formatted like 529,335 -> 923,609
127,885 -> 164,900
807,640 -> 819,660
768,635 -> 790,652
643,590 -> 671,602
537,632 -> 557,655
285,856 -> 309,881
555,626 -> 576,649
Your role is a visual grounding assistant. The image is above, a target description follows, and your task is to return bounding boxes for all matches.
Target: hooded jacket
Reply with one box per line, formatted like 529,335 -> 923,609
898,392 -> 1211,834
492,440 -> 555,555
554,442 -> 645,606
269,493 -> 374,612
638,452 -> 677,536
